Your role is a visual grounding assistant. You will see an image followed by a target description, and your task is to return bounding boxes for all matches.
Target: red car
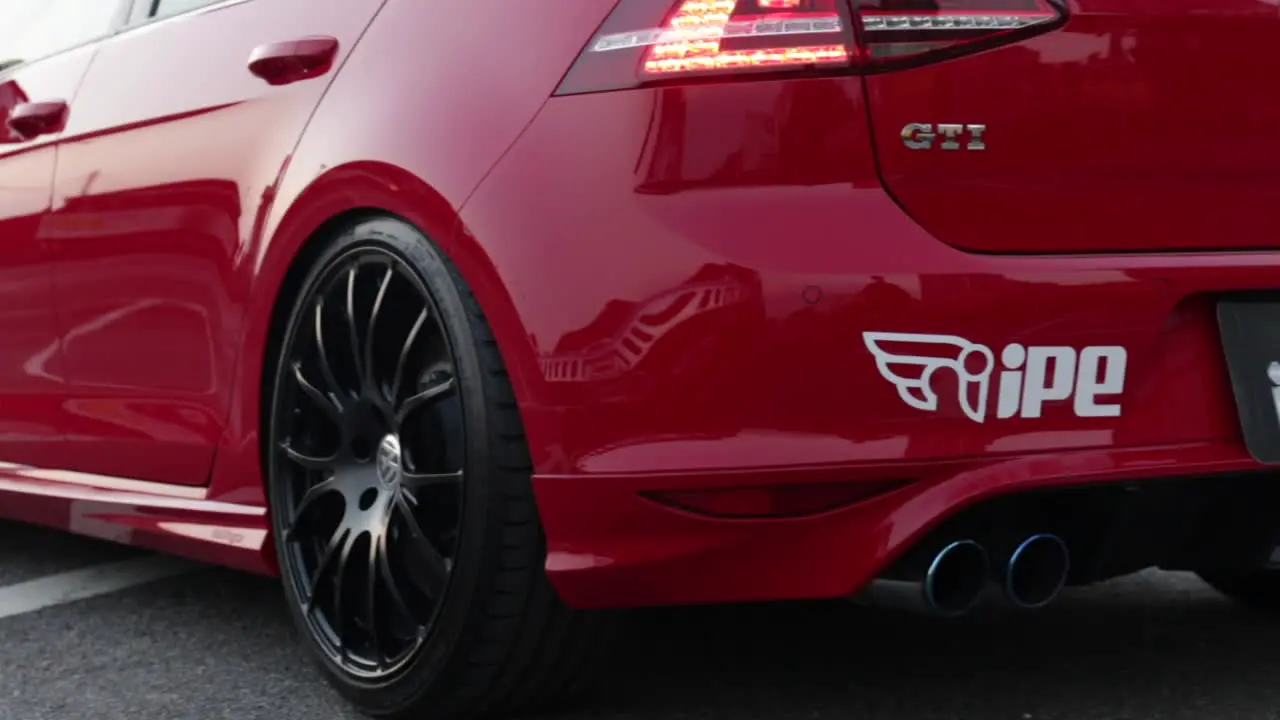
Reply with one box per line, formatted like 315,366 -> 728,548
4,0 -> 1280,714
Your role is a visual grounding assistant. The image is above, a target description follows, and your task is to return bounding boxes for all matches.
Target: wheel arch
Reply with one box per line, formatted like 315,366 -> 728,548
247,170 -> 612,719
206,161 -> 550,565
254,205 -> 385,494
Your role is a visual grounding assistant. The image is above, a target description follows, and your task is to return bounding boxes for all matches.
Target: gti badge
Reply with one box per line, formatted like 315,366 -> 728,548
863,332 -> 1127,423
901,123 -> 987,151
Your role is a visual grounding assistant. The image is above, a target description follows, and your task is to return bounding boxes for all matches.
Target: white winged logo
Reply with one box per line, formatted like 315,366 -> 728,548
862,332 -> 996,423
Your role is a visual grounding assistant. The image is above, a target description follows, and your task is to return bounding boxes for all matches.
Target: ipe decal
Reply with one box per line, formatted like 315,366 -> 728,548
863,332 -> 1127,423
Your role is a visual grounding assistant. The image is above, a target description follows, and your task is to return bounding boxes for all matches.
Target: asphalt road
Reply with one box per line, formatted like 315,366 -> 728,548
0,518 -> 1275,720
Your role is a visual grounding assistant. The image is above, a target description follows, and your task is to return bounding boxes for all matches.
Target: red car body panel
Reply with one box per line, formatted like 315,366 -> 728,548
868,0 -> 1280,255
0,46 -> 97,472
463,81 -> 1271,606
0,0 -> 1275,607
49,0 -> 386,486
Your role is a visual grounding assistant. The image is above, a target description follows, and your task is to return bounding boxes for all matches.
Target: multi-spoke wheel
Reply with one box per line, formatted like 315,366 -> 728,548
267,216 -> 611,719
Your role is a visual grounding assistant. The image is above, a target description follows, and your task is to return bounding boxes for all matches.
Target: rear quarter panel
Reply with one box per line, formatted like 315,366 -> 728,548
207,0 -> 618,507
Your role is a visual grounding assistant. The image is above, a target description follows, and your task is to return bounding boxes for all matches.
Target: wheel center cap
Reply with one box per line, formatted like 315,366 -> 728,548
375,434 -> 401,488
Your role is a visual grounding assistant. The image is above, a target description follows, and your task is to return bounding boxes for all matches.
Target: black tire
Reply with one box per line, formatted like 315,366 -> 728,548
1198,568 -> 1280,611
265,215 -> 612,718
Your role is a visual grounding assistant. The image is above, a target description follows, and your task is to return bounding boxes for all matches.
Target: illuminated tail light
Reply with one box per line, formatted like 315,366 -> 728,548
558,0 -> 857,94
556,0 -> 1065,94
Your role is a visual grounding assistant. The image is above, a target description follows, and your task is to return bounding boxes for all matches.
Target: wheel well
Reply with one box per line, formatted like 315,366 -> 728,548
257,208 -> 385,485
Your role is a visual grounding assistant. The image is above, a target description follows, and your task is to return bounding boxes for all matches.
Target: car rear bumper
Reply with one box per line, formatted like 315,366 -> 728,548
460,76 -> 1275,609
533,447 -> 1261,608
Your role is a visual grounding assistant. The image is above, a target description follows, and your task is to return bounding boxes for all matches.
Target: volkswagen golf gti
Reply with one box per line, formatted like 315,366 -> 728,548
3,0 -> 1280,716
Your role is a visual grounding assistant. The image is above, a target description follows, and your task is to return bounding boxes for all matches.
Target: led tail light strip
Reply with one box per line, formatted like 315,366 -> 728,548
860,13 -> 1052,31
591,15 -> 846,53
556,0 -> 1066,94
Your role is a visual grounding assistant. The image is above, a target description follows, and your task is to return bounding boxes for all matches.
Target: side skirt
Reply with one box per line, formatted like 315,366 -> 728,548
0,462 -> 273,575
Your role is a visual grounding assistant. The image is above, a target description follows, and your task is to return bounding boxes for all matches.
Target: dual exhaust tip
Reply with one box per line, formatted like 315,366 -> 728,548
864,533 -> 1070,616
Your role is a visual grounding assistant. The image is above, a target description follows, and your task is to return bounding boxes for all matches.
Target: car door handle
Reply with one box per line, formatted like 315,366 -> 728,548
7,100 -> 69,139
248,36 -> 340,86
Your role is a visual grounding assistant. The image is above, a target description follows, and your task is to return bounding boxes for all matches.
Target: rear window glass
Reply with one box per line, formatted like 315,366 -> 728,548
151,0 -> 221,20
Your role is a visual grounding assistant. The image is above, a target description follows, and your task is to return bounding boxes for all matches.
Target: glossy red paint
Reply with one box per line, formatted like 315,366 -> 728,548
48,0 -> 385,488
207,0 -> 623,537
0,46 -> 95,473
462,80 -> 1276,606
869,0 -> 1280,254
0,0 -> 1277,607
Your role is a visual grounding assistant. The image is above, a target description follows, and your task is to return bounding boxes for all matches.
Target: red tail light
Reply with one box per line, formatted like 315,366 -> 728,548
556,0 -> 1065,94
558,0 -> 857,94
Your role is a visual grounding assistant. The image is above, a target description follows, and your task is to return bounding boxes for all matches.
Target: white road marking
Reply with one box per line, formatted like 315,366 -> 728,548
0,555 -> 204,620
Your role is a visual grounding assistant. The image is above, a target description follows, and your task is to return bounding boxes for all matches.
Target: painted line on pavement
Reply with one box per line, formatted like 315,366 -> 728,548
0,555 -> 205,620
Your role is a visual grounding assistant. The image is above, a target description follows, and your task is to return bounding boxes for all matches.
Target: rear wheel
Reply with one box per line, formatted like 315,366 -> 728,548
266,215 -> 609,718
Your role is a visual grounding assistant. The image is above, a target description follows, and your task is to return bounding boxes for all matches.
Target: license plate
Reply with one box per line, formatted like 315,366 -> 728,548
1218,297 -> 1280,464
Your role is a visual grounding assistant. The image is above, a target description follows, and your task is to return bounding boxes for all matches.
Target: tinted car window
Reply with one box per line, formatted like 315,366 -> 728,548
0,0 -> 120,70
151,0 -> 222,19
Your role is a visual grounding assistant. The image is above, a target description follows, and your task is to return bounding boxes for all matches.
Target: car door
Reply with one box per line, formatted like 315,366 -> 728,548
0,1 -> 125,470
47,0 -> 387,486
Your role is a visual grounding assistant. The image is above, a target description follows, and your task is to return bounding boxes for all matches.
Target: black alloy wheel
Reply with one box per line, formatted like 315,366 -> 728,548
267,216 -> 611,719
274,240 -> 463,678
